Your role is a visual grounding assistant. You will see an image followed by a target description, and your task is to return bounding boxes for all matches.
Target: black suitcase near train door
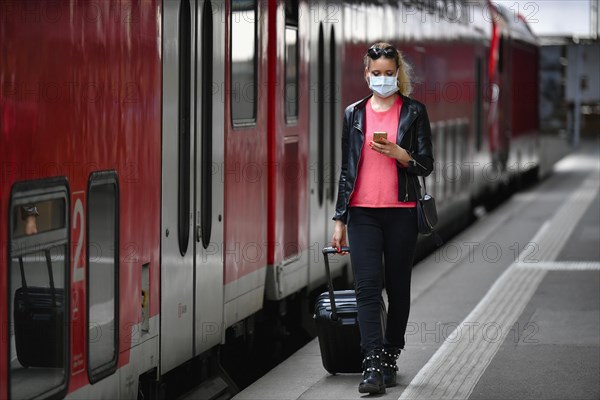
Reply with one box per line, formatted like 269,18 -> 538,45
14,250 -> 65,368
314,247 -> 386,374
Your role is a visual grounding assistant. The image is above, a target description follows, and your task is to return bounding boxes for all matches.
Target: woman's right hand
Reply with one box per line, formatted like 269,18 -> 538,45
331,220 -> 348,254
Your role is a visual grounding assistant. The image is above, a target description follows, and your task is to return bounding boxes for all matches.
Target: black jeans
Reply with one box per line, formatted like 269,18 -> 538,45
347,207 -> 418,353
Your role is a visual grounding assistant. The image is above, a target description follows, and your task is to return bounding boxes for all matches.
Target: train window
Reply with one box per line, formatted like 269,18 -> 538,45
231,0 -> 258,125
285,0 -> 298,122
12,198 -> 65,238
87,171 -> 119,382
8,178 -> 70,400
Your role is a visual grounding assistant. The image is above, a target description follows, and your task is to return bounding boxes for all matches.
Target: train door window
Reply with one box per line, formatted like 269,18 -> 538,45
436,122 -> 445,200
440,121 -> 452,198
463,121 -> 470,190
178,0 -> 192,256
498,35 -> 504,73
328,25 -> 337,201
459,121 -> 464,192
457,121 -> 464,191
200,0 -> 214,248
429,122 -> 438,198
475,56 -> 483,151
8,178 -> 69,400
443,121 -> 450,196
87,171 -> 119,382
317,22 -> 325,206
449,120 -> 458,194
231,0 -> 258,125
285,0 -> 299,122
283,140 -> 300,259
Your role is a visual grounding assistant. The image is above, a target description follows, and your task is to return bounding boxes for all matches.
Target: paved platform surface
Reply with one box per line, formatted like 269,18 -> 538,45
233,139 -> 600,400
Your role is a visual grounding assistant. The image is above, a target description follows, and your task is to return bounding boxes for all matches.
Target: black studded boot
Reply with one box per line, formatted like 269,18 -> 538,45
358,348 -> 386,395
382,347 -> 401,387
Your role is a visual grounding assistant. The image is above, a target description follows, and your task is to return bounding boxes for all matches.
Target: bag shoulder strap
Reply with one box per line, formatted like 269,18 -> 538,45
411,174 -> 430,198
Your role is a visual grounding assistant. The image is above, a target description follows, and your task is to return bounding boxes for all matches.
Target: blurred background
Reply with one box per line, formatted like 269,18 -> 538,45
495,0 -> 599,146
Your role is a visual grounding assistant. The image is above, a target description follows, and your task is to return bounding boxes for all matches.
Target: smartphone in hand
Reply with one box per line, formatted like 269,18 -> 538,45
373,132 -> 387,143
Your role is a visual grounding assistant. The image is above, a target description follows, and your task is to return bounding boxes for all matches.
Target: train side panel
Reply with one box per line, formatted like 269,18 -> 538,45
1,1 -> 161,398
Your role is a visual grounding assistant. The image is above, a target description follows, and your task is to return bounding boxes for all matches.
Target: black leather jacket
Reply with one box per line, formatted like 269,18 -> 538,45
333,93 -> 434,223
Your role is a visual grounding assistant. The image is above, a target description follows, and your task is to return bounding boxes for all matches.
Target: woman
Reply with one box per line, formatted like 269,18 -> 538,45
331,42 -> 433,395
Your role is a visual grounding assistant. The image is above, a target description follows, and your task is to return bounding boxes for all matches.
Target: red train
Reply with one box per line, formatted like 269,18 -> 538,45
0,1 -> 538,399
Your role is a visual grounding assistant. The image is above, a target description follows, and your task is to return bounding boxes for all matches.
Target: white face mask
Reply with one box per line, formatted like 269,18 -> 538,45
369,71 -> 398,98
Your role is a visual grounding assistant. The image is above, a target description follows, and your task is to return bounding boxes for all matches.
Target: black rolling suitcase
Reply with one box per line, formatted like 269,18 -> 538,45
14,250 -> 65,368
314,246 -> 386,374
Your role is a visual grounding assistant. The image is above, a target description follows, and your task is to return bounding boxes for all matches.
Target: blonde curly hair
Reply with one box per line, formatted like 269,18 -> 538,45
364,41 -> 413,97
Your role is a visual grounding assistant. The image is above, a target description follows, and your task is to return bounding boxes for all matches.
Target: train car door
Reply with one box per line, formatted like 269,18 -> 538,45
161,0 -> 225,374
308,1 -> 343,288
193,0 -> 226,355
263,0 -> 311,301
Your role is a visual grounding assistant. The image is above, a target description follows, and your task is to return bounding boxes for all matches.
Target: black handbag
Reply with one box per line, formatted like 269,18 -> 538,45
415,176 -> 437,234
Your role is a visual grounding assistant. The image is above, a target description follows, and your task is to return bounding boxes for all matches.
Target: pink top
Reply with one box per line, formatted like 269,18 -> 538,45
349,96 -> 417,208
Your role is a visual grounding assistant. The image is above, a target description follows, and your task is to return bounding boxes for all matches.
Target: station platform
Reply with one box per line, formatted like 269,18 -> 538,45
233,139 -> 600,400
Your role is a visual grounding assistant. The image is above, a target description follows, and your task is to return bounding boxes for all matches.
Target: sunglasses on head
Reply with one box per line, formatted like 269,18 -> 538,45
367,45 -> 397,60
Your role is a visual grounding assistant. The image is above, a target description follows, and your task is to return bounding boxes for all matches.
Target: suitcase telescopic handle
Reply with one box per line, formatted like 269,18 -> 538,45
322,246 -> 350,321
322,246 -> 351,255
18,249 -> 59,308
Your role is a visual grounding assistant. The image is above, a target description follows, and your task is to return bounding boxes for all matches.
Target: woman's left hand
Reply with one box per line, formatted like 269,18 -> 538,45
369,138 -> 411,164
